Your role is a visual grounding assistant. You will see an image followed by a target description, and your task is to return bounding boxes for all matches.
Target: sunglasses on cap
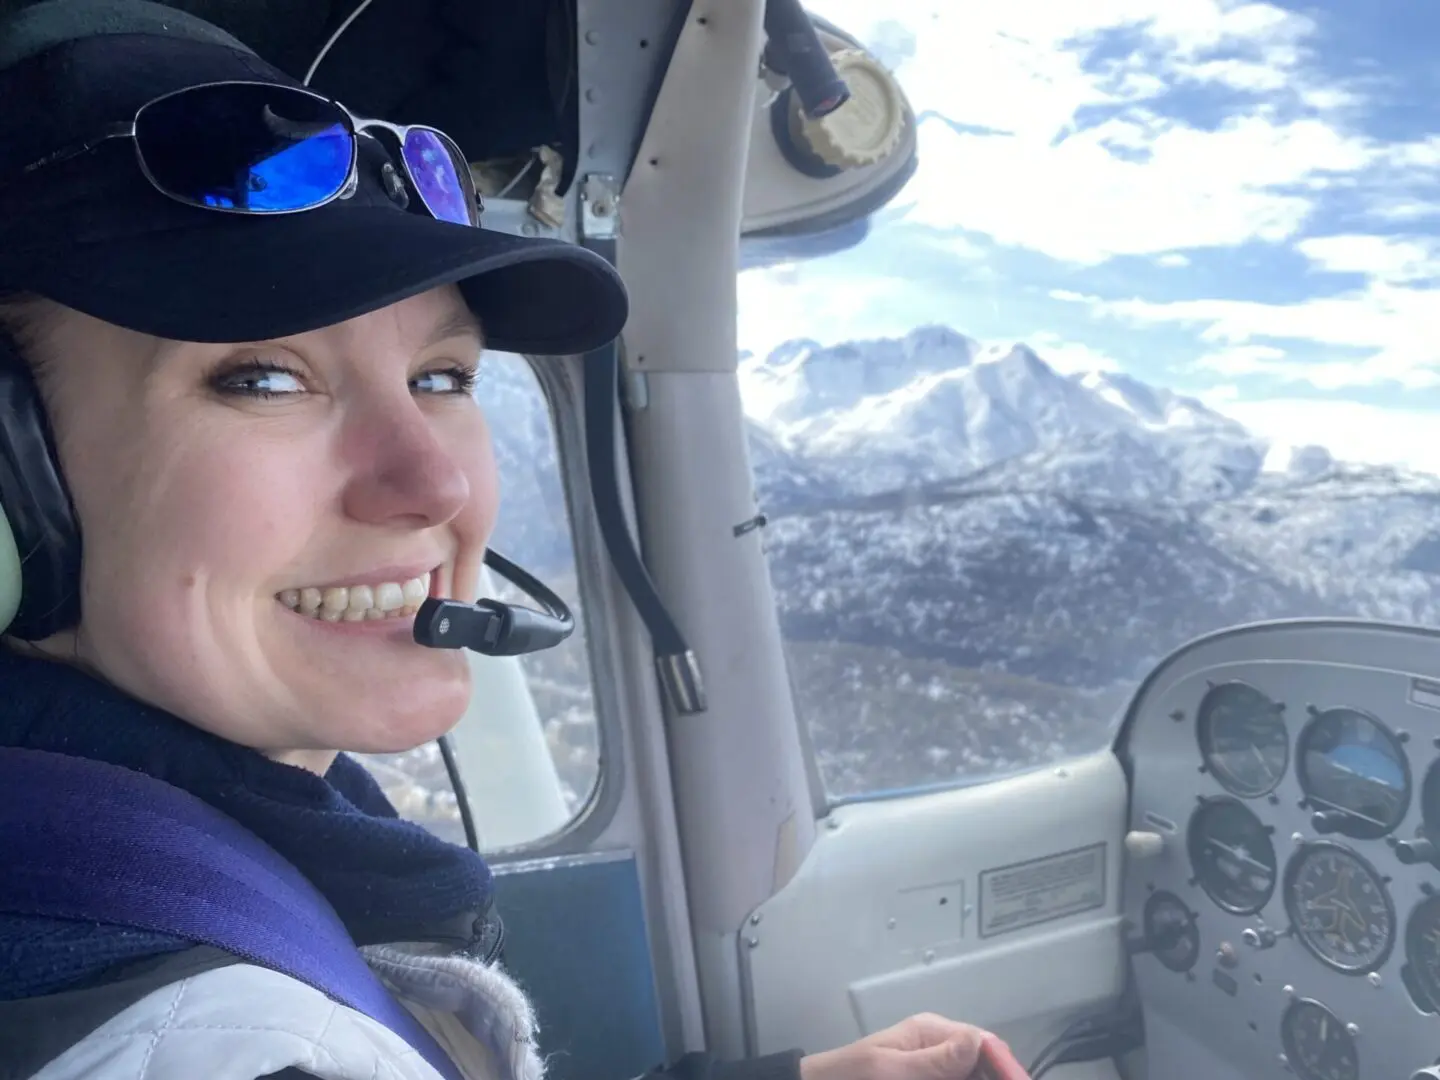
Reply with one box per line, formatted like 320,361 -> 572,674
19,80 -> 481,226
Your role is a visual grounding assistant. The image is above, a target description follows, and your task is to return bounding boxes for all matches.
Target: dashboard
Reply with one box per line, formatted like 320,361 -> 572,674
1114,620 -> 1440,1080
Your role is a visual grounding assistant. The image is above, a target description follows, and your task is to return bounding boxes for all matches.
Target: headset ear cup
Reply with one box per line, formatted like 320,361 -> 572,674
0,321 -> 81,640
0,504 -> 21,632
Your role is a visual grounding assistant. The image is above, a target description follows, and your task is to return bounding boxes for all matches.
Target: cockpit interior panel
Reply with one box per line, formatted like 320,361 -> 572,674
1114,620 -> 1440,1080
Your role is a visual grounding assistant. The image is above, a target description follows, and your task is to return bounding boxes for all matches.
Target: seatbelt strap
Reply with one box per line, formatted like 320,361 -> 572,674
0,747 -> 465,1080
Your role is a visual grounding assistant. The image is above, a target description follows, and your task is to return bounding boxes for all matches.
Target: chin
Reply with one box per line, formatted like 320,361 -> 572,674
317,654 -> 473,754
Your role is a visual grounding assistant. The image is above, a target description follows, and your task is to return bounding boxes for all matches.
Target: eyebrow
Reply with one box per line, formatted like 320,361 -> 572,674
422,310 -> 485,351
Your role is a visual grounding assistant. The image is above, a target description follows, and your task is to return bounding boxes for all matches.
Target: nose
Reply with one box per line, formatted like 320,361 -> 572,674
340,396 -> 471,529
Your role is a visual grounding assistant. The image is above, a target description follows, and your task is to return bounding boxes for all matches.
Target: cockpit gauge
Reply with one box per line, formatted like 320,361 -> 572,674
1195,681 -> 1288,798
1284,841 -> 1395,974
1186,796 -> 1277,915
1279,998 -> 1359,1080
1403,895 -> 1440,1012
1409,758 -> 1440,863
1296,706 -> 1410,840
1142,890 -> 1200,973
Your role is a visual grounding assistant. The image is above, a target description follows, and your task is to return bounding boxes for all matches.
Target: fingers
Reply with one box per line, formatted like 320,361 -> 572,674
896,1012 -> 985,1048
910,1028 -> 985,1079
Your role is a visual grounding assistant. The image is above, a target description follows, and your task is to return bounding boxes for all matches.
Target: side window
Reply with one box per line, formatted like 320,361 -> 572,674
356,353 -> 599,850
743,7 -> 1377,804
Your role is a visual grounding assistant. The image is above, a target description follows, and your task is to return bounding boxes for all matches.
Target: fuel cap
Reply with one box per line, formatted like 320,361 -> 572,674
793,50 -> 906,169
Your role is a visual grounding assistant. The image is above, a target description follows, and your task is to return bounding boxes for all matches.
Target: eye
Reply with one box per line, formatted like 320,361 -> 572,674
210,360 -> 307,398
411,365 -> 479,395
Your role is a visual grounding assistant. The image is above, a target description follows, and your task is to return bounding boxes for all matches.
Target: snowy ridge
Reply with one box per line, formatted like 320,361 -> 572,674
447,331 -> 1440,801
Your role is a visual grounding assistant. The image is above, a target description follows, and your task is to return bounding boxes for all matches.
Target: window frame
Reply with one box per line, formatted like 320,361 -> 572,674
462,353 -> 628,861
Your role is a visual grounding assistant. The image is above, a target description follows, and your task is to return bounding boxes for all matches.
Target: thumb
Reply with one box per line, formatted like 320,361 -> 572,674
907,1032 -> 984,1078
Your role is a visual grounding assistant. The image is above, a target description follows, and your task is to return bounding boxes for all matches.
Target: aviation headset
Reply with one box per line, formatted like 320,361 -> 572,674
0,318 -> 83,642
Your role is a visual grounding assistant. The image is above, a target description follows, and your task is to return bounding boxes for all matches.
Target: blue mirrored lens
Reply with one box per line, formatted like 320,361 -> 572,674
135,84 -> 352,212
402,128 -> 473,225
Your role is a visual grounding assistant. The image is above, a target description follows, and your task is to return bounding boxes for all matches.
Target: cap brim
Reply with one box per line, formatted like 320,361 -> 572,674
25,204 -> 628,355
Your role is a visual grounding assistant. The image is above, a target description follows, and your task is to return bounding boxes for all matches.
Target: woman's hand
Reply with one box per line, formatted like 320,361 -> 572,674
798,1013 -> 1017,1080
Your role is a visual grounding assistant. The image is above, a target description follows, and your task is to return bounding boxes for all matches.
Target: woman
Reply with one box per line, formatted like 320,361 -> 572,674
0,2 -> 1011,1078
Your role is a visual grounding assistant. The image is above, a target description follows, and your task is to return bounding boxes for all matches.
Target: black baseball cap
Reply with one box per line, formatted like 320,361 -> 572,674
0,0 -> 628,355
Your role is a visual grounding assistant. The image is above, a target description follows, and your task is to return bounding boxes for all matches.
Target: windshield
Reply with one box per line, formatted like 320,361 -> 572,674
739,1 -> 1440,801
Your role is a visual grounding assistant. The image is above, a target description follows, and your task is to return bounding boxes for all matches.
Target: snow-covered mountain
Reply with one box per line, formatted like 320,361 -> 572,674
459,332 -> 1440,802
739,327 -> 1266,501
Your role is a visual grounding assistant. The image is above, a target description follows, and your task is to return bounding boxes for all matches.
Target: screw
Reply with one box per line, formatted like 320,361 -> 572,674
747,936 -> 759,949
749,913 -> 762,926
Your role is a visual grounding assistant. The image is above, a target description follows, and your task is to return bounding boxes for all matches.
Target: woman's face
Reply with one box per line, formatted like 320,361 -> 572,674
25,286 -> 498,771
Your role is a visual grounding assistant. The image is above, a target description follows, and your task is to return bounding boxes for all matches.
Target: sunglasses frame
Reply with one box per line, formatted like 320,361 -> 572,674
20,79 -> 482,226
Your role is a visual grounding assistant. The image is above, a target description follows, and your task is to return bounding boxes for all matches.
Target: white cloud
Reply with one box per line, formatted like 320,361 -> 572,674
1193,343 -> 1288,375
738,269 -> 916,356
799,0 -> 1412,264
1210,395 -> 1440,474
1028,332 -> 1123,373
1297,234 -> 1440,283
1093,284 -> 1440,388
1156,253 -> 1191,267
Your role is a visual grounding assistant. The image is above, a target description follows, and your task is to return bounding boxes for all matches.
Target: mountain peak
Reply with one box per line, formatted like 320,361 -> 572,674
738,322 -> 1269,499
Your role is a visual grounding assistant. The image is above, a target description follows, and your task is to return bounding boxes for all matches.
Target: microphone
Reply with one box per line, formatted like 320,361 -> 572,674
412,550 -> 574,657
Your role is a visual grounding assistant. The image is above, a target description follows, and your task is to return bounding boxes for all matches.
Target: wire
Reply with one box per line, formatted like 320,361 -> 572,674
495,154 -> 539,199
303,0 -> 378,86
438,733 -> 480,853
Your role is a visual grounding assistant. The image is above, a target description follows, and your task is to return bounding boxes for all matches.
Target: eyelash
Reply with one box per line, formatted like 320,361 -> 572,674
209,358 -> 480,400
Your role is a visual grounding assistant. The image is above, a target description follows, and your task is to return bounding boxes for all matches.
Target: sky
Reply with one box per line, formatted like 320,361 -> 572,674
735,1 -> 1440,472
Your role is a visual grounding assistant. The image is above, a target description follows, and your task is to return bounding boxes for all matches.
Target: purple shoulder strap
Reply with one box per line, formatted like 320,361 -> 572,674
0,747 -> 464,1080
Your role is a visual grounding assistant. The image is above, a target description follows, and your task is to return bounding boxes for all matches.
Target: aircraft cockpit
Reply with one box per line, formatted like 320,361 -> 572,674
3,1 -> 1435,1079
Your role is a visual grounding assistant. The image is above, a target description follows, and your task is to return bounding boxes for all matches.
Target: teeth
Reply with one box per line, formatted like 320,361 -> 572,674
278,572 -> 432,622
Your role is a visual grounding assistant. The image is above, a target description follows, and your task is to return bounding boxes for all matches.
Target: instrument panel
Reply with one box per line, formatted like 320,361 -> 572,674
1115,621 -> 1440,1080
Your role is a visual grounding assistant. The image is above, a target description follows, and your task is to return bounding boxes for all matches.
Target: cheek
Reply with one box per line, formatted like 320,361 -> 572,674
72,427 -> 315,651
458,408 -> 501,539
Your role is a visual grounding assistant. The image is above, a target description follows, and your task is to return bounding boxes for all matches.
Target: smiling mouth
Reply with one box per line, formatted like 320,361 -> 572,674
277,571 -> 433,622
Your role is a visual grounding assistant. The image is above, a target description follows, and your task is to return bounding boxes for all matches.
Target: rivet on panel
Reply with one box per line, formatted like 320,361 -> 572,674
923,950 -> 935,964
584,29 -> 599,44
887,918 -> 897,929
585,88 -> 598,103
1368,972 -> 1382,988
749,913 -> 762,926
747,936 -> 759,949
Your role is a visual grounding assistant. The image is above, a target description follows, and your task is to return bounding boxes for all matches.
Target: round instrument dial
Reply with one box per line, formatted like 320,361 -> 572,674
1280,999 -> 1358,1080
1186,797 -> 1276,915
1284,841 -> 1395,974
1142,890 -> 1199,973
1297,706 -> 1409,838
1196,681 -> 1288,798
1404,894 -> 1440,1011
1419,758 -> 1440,839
